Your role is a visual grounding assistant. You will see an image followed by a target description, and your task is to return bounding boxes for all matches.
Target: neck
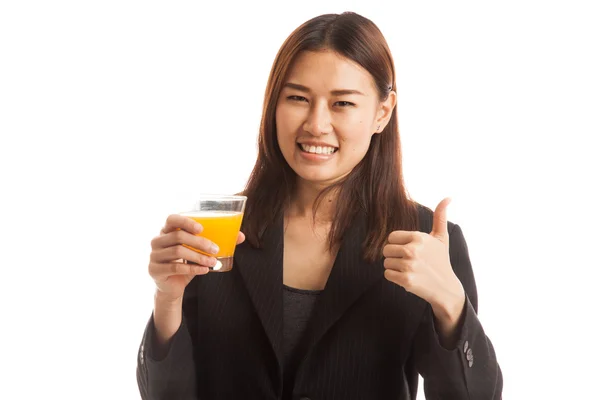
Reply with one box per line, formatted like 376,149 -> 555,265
287,179 -> 337,223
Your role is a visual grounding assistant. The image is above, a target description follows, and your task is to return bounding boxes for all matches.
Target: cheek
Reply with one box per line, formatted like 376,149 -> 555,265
277,105 -> 304,128
336,110 -> 375,137
346,109 -> 378,143
275,107 -> 296,152
276,106 -> 304,140
339,124 -> 375,151
276,106 -> 289,133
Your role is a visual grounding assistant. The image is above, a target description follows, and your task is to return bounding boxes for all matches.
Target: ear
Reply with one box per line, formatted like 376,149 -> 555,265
373,90 -> 397,134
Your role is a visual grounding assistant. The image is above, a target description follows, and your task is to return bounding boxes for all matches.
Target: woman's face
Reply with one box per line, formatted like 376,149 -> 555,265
275,50 -> 395,187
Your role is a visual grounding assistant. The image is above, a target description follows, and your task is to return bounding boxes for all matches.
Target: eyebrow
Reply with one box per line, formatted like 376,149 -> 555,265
283,82 -> 365,96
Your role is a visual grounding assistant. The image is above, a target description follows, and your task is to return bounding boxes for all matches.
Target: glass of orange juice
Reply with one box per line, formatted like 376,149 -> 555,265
179,194 -> 246,272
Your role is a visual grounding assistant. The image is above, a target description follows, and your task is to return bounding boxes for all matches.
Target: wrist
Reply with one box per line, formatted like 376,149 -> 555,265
430,286 -> 466,349
431,280 -> 465,327
432,293 -> 464,325
153,290 -> 184,350
154,290 -> 184,309
431,279 -> 467,334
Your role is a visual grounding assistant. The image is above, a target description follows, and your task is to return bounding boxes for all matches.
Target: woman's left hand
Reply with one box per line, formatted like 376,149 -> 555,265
383,198 -> 466,328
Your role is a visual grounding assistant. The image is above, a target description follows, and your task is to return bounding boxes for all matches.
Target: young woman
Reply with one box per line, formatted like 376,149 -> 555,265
137,12 -> 502,400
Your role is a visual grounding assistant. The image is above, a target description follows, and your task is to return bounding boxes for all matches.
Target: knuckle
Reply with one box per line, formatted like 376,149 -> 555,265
413,232 -> 424,244
165,214 -> 177,226
388,231 -> 396,243
382,245 -> 390,257
173,230 -> 187,243
384,269 -> 394,281
150,236 -> 161,249
172,245 -> 185,259
383,258 -> 394,269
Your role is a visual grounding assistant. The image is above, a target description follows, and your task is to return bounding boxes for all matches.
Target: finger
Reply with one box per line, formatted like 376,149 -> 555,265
149,261 -> 209,278
151,245 -> 218,267
151,229 -> 219,255
431,197 -> 451,241
388,230 -> 420,245
382,244 -> 415,259
161,214 -> 203,235
236,231 -> 246,245
383,257 -> 414,272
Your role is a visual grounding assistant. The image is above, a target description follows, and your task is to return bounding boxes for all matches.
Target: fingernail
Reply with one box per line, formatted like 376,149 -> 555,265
210,244 -> 219,254
194,223 -> 203,233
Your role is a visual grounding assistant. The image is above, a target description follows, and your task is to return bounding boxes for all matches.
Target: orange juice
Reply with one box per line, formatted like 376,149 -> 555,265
180,210 -> 244,271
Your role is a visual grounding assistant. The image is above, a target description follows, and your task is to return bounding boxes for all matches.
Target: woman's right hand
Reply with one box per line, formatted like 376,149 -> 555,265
148,214 -> 245,302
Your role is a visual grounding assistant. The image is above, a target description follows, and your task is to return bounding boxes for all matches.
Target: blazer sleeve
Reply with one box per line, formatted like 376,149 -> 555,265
136,279 -> 199,400
413,224 -> 503,400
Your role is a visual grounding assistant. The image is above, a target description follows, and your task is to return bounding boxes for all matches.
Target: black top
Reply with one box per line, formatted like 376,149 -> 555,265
282,284 -> 323,374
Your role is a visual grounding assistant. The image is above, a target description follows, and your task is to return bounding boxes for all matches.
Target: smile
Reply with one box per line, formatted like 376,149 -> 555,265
298,144 -> 339,155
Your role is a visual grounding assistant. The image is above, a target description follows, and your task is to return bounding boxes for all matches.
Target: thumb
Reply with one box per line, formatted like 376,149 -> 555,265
431,197 -> 452,242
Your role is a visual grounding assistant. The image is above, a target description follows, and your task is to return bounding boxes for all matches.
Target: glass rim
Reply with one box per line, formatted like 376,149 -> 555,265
194,194 -> 247,201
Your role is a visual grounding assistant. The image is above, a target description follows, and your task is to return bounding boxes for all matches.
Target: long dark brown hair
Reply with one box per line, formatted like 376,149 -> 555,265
242,12 -> 419,263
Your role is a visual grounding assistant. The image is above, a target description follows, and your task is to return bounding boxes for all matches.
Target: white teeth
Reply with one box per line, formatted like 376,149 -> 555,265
300,144 -> 336,154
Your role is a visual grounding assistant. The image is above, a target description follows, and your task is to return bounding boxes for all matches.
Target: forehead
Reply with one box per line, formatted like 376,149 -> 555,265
285,50 -> 377,94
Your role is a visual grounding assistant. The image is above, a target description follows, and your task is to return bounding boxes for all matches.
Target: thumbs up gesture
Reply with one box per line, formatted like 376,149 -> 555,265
383,198 -> 465,327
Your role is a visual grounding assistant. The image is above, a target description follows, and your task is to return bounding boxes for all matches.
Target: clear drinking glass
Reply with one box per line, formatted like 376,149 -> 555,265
179,195 -> 247,272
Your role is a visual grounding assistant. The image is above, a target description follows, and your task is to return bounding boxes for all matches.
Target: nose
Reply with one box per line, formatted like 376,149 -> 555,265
302,100 -> 332,136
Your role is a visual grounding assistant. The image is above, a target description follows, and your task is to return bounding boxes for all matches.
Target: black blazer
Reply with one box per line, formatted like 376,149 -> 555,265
136,204 -> 502,399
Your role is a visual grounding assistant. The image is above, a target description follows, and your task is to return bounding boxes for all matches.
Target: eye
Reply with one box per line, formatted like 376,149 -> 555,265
287,95 -> 308,102
334,101 -> 355,107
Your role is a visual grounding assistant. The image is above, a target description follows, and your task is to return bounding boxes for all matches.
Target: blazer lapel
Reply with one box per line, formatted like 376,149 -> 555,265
234,216 -> 284,370
233,212 -> 407,375
295,212 -> 384,362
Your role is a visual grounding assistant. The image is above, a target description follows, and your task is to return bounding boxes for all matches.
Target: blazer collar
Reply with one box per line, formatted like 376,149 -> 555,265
233,211 -> 384,372
291,212 -> 384,369
233,215 -> 285,368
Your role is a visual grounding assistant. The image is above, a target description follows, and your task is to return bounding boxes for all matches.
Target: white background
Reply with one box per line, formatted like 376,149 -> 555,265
1,1 -> 598,398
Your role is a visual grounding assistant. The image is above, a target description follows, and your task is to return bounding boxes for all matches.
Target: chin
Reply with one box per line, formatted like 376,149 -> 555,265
293,168 -> 347,186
